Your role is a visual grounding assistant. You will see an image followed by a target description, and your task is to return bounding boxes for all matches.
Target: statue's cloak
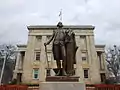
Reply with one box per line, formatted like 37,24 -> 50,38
65,31 -> 78,75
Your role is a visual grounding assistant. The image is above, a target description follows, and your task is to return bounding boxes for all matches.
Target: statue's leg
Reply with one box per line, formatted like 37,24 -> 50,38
62,60 -> 67,76
56,60 -> 61,76
56,60 -> 61,69
61,46 -> 67,76
53,45 -> 61,76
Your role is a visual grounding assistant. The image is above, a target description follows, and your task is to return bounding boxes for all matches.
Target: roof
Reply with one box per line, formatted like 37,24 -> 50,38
27,25 -> 95,30
17,44 -> 27,47
95,45 -> 105,48
95,45 -> 105,52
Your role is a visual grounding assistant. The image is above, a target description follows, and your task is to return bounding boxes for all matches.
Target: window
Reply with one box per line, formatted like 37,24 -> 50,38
100,73 -> 106,82
17,73 -> 22,83
82,52 -> 87,61
35,52 -> 40,60
82,57 -> 86,61
47,35 -> 52,39
33,69 -> 39,79
84,69 -> 89,78
46,69 -> 50,76
36,36 -> 41,41
80,35 -> 86,38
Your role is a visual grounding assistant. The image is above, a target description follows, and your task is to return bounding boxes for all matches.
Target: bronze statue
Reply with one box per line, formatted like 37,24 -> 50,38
44,22 -> 78,76
44,22 -> 67,76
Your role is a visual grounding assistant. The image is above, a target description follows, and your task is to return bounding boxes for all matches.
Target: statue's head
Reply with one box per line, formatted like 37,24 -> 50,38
57,22 -> 63,28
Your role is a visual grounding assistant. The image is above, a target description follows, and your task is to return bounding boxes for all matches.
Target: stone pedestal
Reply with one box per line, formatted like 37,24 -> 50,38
46,76 -> 80,82
39,82 -> 85,90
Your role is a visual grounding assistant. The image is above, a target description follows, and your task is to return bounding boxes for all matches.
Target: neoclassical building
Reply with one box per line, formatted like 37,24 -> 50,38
13,23 -> 106,84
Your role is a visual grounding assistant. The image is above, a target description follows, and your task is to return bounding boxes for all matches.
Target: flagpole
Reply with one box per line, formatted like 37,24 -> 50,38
59,9 -> 62,22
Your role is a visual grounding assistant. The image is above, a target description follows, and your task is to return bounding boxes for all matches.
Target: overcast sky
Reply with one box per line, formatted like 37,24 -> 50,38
0,0 -> 120,45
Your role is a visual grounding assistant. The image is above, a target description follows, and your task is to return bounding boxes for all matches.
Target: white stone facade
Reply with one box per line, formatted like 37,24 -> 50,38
13,25 -> 106,84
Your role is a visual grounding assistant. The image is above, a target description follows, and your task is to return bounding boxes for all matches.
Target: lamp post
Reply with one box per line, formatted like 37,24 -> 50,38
0,51 -> 7,85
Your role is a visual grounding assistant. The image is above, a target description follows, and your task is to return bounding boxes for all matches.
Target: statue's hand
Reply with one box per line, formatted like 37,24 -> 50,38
44,43 -> 47,46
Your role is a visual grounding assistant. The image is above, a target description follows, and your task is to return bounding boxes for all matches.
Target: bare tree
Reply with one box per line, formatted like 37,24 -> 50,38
106,45 -> 120,83
0,44 -> 17,84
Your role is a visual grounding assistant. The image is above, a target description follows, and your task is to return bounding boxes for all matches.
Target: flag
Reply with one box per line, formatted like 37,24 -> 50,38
59,9 -> 62,21
59,10 -> 62,17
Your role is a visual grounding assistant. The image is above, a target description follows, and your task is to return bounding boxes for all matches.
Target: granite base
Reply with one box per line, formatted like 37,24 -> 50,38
39,82 -> 85,90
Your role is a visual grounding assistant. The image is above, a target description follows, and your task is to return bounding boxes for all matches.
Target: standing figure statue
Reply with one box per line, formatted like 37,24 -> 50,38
44,22 -> 67,76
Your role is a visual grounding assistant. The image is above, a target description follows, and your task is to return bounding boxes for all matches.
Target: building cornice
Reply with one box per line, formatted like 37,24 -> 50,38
27,25 -> 95,30
95,45 -> 105,48
17,44 -> 27,47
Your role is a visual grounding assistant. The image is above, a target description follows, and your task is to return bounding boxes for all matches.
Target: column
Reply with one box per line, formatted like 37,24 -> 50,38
89,35 -> 101,83
98,53 -> 102,70
18,53 -> 22,70
86,36 -> 92,64
86,36 -> 92,83
75,36 -> 84,82
101,52 -> 105,70
39,35 -> 47,81
22,35 -> 36,83
102,52 -> 107,74
13,52 -> 20,79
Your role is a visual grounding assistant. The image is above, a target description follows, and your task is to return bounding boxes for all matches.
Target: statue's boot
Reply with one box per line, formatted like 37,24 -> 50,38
56,70 -> 60,76
62,70 -> 67,76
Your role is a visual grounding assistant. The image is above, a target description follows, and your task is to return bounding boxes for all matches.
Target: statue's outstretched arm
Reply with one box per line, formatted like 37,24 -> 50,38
45,30 -> 55,45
